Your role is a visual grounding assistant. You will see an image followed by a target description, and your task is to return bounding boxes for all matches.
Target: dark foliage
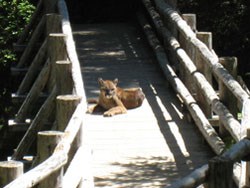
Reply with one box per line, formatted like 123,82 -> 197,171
0,0 -> 35,126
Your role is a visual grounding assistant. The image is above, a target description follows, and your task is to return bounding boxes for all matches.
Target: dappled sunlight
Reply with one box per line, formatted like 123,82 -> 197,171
76,22 -> 213,187
144,82 -> 213,175
94,156 -> 179,188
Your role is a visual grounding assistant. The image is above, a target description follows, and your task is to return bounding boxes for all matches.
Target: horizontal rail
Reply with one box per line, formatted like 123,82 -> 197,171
168,138 -> 250,188
153,0 -> 250,105
58,0 -> 86,100
4,0 -> 89,187
137,11 -> 225,155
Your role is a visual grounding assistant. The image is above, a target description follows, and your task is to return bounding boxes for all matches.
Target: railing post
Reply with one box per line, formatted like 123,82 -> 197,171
218,57 -> 238,136
208,156 -> 234,188
56,95 -> 82,171
16,15 -> 46,68
179,14 -> 197,98
36,131 -> 64,188
195,32 -> 213,119
56,95 -> 82,131
56,60 -> 73,95
245,128 -> 250,187
47,33 -> 67,92
0,161 -> 23,187
46,14 -> 62,35
196,32 -> 213,84
14,59 -> 51,123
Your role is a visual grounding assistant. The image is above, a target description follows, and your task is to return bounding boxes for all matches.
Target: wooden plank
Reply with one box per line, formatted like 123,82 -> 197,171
75,22 -> 214,187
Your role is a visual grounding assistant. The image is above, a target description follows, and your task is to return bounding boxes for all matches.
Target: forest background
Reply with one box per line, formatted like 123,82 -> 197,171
0,0 -> 250,128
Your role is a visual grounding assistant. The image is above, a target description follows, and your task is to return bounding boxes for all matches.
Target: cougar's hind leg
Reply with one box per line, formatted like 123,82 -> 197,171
87,98 -> 98,104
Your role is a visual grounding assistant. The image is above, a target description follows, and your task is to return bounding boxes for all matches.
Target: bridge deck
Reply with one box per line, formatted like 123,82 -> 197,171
73,22 -> 213,187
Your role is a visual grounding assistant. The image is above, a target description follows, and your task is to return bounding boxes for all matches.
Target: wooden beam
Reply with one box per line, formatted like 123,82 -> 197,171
16,15 -> 46,68
141,0 -> 242,142
12,87 -> 57,160
208,156 -> 234,188
56,60 -> 73,95
17,40 -> 48,95
16,0 -> 43,44
36,131 -> 64,188
137,11 -> 225,155
153,0 -> 250,106
47,33 -> 67,92
15,59 -> 51,123
0,161 -> 23,187
56,95 -> 81,131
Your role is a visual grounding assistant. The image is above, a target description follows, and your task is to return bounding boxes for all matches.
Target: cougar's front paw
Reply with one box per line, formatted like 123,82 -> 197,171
103,111 -> 114,117
86,106 -> 94,114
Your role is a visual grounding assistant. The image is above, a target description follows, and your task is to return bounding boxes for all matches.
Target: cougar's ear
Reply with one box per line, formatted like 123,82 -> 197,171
113,78 -> 118,85
98,78 -> 104,86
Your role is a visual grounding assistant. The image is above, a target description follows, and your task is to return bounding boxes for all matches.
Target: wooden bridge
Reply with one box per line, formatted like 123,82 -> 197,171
1,0 -> 250,187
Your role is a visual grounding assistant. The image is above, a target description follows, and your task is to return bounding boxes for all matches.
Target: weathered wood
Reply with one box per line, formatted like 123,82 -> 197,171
237,76 -> 250,95
56,60 -> 73,95
54,101 -> 84,155
168,138 -> 250,188
219,57 -> 238,117
56,95 -> 81,131
5,153 -> 67,188
5,102 -> 85,187
212,99 -> 241,141
153,0 -> 250,105
179,14 -> 197,96
208,156 -> 234,188
37,131 -> 64,163
16,15 -> 46,68
223,139 -> 250,162
56,95 -> 82,172
142,1 -> 242,142
37,131 -> 64,188
12,87 -> 57,160
16,0 -> 43,44
218,57 -> 238,136
182,14 -> 196,32
167,164 -> 208,188
247,138 -> 250,188
47,33 -> 67,92
0,161 -> 23,187
46,14 -> 62,35
63,147 -> 94,188
137,11 -> 225,155
196,32 -> 213,118
17,40 -> 48,95
58,0 -> 86,99
15,60 -> 51,123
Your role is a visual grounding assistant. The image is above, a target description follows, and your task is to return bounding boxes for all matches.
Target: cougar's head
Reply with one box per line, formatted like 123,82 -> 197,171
98,78 -> 118,99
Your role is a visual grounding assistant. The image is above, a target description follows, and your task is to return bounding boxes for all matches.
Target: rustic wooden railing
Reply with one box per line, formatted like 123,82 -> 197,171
1,0 -> 250,187
138,0 -> 250,187
0,0 -> 92,187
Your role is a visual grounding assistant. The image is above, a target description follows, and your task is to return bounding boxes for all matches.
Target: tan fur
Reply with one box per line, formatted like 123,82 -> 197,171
87,78 -> 145,117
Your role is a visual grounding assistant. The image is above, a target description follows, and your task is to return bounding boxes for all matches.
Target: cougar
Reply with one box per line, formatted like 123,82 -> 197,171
87,78 -> 145,117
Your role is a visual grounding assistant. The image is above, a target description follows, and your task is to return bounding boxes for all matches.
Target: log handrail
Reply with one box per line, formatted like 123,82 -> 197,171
141,0 -> 250,187
4,0 -> 89,187
3,0 -> 250,187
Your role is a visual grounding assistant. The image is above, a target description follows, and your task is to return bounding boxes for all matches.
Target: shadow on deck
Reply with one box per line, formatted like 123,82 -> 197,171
73,22 -> 214,187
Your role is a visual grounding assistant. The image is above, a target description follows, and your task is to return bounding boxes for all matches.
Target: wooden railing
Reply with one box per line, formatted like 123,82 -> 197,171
138,0 -> 250,187
0,0 -> 92,187
1,0 -> 250,187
